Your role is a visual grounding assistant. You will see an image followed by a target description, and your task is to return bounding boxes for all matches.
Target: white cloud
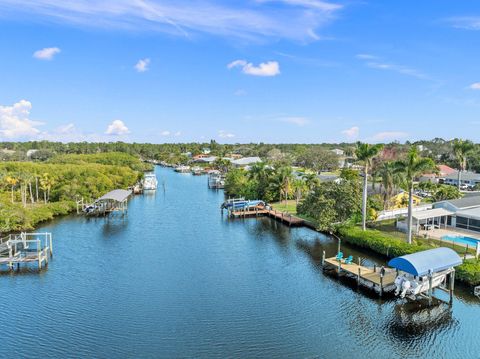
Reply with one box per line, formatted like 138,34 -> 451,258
228,59 -> 280,76
0,100 -> 43,138
56,123 -> 76,134
174,131 -> 182,137
160,130 -> 171,136
33,47 -> 61,60
279,116 -> 310,126
0,0 -> 343,42
355,53 -> 377,60
356,54 -> 428,80
446,17 -> 480,30
341,126 -> 359,139
469,82 -> 480,90
257,0 -> 342,11
371,131 -> 408,142
135,58 -> 150,72
105,120 -> 130,135
218,130 -> 235,138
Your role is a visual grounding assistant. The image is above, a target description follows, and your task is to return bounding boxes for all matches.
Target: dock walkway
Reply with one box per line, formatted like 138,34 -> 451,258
0,233 -> 53,271
228,206 -> 305,227
323,254 -> 397,295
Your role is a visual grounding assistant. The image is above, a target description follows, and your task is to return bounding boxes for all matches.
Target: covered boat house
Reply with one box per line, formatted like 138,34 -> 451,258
84,189 -> 132,216
388,247 -> 462,304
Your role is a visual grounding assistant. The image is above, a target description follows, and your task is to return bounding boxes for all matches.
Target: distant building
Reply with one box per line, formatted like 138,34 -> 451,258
443,171 -> 480,187
331,148 -> 344,156
419,164 -> 456,183
231,157 -> 262,167
388,191 -> 423,209
194,156 -> 217,164
26,149 -> 39,158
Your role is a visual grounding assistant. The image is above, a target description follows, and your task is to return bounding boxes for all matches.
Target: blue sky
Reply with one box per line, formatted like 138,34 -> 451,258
0,0 -> 479,144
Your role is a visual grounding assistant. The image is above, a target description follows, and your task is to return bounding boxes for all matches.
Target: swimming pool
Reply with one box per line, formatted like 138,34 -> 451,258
441,235 -> 480,247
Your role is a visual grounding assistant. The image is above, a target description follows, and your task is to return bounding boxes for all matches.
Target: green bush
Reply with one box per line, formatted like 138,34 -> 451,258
456,259 -> 480,286
337,225 -> 480,286
337,226 -> 433,258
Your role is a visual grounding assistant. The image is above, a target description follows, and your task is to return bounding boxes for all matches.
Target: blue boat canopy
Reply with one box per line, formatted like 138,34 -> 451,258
387,247 -> 462,277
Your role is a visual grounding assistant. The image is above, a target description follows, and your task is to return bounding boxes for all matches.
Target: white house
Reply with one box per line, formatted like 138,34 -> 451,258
443,172 -> 480,187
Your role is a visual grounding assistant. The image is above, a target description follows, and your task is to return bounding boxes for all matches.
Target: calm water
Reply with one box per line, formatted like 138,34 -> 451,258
2,167 -> 479,358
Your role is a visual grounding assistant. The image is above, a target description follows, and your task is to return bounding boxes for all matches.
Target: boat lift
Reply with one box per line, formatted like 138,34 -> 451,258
388,247 -> 462,304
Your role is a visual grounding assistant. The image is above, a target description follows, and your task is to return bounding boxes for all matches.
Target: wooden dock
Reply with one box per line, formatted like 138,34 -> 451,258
0,232 -> 53,271
322,252 -> 397,296
228,206 -> 305,227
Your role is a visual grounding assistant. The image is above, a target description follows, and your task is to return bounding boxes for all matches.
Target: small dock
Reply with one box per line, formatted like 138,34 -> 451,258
227,205 -> 305,227
82,189 -> 132,217
0,232 -> 53,271
322,252 -> 397,295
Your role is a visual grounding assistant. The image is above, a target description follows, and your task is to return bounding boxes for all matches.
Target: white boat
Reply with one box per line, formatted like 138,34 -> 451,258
394,271 -> 448,300
175,165 -> 191,173
208,170 -> 225,189
191,166 -> 203,175
143,173 -> 158,190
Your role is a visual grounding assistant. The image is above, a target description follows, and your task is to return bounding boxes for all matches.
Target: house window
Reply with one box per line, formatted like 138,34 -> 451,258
456,216 -> 469,229
468,218 -> 480,232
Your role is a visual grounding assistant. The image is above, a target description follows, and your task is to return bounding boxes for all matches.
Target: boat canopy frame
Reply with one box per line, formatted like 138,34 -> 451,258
388,247 -> 462,277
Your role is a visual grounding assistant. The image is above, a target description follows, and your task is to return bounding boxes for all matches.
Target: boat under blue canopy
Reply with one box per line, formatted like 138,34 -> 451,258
388,247 -> 462,277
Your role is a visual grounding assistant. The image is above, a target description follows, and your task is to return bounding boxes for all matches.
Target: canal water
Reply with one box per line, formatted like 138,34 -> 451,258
1,167 -> 479,358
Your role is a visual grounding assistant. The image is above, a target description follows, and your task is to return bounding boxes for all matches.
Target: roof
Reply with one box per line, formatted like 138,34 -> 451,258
232,157 -> 262,166
436,196 -> 480,210
457,207 -> 480,220
97,189 -> 132,203
412,208 -> 453,221
445,171 -> 480,181
388,248 -> 462,276
438,165 -> 456,176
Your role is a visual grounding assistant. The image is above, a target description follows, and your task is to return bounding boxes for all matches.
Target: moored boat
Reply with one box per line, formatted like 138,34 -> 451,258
143,173 -> 158,190
175,165 -> 191,173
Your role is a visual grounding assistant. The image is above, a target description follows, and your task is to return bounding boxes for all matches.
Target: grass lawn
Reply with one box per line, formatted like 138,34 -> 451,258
270,200 -> 298,215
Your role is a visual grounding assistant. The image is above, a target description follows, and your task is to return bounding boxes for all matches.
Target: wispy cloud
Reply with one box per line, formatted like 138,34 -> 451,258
371,131 -> 408,142
134,58 -> 150,72
341,126 -> 359,139
279,116 -> 310,126
356,54 -> 428,80
469,82 -> 480,90
218,130 -> 235,138
0,0 -> 343,42
105,120 -> 130,135
446,16 -> 480,30
228,60 -> 280,77
33,47 -> 61,60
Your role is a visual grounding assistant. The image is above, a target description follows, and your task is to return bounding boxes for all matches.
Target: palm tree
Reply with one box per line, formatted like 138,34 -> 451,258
378,161 -> 398,209
355,142 -> 384,230
5,175 -> 18,204
453,139 -> 474,189
302,172 -> 320,191
292,178 -> 307,206
270,167 -> 293,205
394,147 -> 436,244
40,173 -> 55,203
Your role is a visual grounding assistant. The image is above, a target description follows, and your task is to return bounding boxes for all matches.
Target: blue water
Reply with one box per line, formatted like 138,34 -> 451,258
1,166 -> 479,358
442,235 -> 479,247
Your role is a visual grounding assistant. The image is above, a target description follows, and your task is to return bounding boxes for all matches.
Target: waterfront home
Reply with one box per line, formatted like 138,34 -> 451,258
434,197 -> 480,232
193,156 -> 217,164
231,157 -> 262,167
443,171 -> 480,188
